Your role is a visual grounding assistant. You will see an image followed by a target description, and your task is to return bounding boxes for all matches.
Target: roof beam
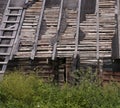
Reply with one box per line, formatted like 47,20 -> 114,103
74,0 -> 81,58
31,0 -> 46,60
96,0 -> 100,60
117,0 -> 120,58
52,0 -> 64,60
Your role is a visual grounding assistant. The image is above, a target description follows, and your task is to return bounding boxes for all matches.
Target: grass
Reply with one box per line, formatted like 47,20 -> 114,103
0,71 -> 120,108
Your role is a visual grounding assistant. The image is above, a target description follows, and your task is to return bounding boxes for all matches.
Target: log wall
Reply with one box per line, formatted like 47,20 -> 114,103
7,58 -> 66,84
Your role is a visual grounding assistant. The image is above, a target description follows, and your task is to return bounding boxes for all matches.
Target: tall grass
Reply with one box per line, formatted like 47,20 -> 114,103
0,71 -> 120,108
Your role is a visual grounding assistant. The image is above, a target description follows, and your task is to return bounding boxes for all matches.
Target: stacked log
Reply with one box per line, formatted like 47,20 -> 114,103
16,0 -> 43,57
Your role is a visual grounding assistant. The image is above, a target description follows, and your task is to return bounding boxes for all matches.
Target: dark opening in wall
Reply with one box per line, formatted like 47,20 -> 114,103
81,0 -> 96,21
48,58 -> 66,83
46,0 -> 61,7
113,59 -> 120,72
82,0 -> 96,14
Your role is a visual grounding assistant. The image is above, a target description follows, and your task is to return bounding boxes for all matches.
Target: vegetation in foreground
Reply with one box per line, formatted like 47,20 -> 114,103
0,71 -> 120,108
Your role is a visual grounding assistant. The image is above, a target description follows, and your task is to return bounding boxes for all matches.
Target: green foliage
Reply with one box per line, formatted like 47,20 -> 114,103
71,67 -> 98,85
0,71 -> 120,108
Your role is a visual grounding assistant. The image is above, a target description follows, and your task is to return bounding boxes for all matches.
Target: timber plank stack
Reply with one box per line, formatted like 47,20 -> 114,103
57,9 -> 77,57
15,0 -> 115,62
79,0 -> 115,70
15,0 -> 116,71
99,0 -> 115,72
16,0 -> 43,57
53,0 -> 115,71
14,0 -> 64,82
16,0 -> 60,58
36,6 -> 59,57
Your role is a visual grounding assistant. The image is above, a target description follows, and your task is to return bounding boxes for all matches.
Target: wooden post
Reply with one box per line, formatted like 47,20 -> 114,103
74,0 -> 81,58
96,0 -> 100,72
117,0 -> 120,58
52,0 -> 64,60
31,0 -> 46,60
65,58 -> 70,82
66,57 -> 73,83
52,58 -> 59,84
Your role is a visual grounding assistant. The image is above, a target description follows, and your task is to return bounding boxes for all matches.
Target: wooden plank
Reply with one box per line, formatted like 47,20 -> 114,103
117,0 -> 120,58
8,7 -> 23,10
74,0 -> 81,58
96,0 -> 100,73
31,0 -> 46,60
52,0 -> 64,60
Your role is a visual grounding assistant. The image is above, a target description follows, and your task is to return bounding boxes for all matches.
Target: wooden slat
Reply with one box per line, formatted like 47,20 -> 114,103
0,53 -> 10,56
0,62 -> 7,64
0,36 -> 15,39
8,7 -> 23,10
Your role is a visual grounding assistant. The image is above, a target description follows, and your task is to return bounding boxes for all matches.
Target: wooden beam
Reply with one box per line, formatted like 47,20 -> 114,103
52,0 -> 64,60
31,0 -> 46,60
10,0 -> 28,60
96,0 -> 99,60
71,0 -> 81,72
74,0 -> 81,58
117,0 -> 120,58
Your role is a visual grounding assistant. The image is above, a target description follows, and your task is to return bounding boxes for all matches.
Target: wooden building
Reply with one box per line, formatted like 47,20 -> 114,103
0,0 -> 120,83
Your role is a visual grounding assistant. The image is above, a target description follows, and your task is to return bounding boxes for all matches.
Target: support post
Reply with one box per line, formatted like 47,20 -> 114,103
31,0 -> 46,60
52,0 -> 64,60
96,0 -> 100,72
74,0 -> 81,59
117,0 -> 120,58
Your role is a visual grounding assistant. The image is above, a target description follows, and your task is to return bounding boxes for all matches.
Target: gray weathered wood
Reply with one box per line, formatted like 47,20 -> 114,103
0,0 -> 26,75
31,0 -> 46,60
96,0 -> 100,60
74,0 -> 81,58
10,0 -> 28,60
52,0 -> 64,60
117,0 -> 120,58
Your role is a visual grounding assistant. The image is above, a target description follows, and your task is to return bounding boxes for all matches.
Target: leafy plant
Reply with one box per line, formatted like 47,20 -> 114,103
0,71 -> 120,108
